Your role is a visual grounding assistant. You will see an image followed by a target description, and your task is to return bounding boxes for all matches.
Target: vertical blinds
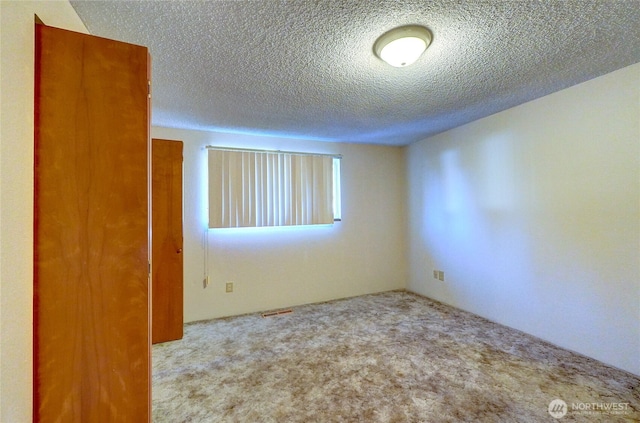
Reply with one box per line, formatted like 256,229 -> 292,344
208,148 -> 335,228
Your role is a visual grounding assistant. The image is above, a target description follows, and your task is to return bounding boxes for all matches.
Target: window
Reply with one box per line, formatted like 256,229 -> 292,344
208,148 -> 341,228
332,157 -> 341,221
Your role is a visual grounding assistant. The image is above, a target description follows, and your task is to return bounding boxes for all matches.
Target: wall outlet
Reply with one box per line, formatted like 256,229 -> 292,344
438,271 -> 445,281
433,270 -> 438,279
203,276 -> 209,288
226,282 -> 234,293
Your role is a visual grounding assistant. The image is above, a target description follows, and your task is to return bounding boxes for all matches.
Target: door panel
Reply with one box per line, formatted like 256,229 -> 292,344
152,139 -> 184,344
34,25 -> 150,422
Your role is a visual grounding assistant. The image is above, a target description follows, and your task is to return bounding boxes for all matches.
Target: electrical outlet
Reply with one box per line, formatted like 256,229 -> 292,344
226,282 -> 233,293
203,276 -> 209,288
433,270 -> 438,279
438,271 -> 445,281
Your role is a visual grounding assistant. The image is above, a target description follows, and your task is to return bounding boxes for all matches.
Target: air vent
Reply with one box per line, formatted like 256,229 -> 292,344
261,309 -> 293,318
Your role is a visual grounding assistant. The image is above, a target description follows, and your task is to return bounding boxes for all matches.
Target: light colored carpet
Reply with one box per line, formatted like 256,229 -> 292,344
152,291 -> 639,422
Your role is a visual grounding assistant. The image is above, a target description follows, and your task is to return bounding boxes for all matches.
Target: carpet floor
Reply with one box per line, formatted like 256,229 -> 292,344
152,291 -> 639,422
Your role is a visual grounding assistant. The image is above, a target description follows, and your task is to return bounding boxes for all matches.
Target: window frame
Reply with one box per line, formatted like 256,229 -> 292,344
207,147 -> 342,229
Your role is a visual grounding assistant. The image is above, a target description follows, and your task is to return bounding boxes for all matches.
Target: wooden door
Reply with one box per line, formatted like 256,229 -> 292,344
34,25 -> 150,422
152,139 -> 184,343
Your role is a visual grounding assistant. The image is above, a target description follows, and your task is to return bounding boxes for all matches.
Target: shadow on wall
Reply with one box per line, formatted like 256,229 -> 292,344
419,133 -> 537,309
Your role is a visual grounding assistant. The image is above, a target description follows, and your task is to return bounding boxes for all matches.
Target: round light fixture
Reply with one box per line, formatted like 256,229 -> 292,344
374,25 -> 432,68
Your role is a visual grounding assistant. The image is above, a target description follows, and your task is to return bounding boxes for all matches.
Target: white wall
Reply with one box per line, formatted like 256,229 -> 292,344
152,127 -> 407,322
406,63 -> 640,375
0,1 -> 87,420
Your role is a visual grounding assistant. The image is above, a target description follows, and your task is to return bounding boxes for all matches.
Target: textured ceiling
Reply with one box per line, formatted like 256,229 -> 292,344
69,0 -> 640,146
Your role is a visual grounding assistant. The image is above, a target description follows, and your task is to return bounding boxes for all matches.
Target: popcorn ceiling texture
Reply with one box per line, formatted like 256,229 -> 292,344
70,1 -> 640,145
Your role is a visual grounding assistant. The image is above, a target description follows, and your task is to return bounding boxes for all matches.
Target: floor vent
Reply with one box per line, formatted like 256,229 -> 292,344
261,309 -> 293,318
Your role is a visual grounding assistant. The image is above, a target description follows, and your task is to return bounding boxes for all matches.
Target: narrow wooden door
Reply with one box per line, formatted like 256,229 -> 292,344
34,25 -> 150,422
152,139 -> 184,343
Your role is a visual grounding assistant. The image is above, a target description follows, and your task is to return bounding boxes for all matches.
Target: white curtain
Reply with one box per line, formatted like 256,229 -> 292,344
209,149 -> 334,228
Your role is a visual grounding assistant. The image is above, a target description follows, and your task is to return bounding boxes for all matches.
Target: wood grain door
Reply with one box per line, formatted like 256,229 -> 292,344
34,25 -> 150,422
152,139 -> 184,344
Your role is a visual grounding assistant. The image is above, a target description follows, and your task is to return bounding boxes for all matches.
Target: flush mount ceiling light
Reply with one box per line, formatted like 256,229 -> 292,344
374,25 -> 432,68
